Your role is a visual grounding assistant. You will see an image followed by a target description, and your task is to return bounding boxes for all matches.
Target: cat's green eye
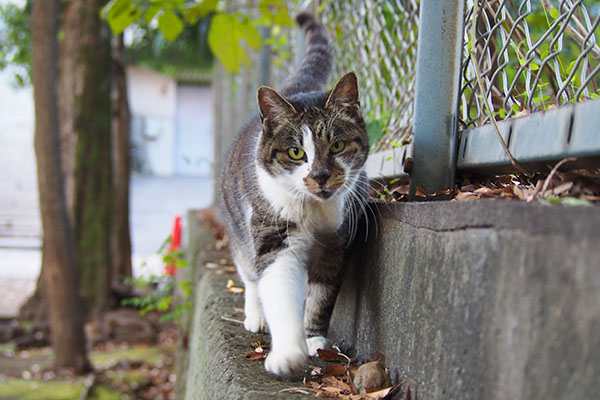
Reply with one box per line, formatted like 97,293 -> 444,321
330,141 -> 345,153
288,147 -> 305,160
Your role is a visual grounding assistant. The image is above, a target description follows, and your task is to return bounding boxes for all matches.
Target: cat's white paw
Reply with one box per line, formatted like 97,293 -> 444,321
306,336 -> 331,356
244,309 -> 267,333
264,346 -> 308,376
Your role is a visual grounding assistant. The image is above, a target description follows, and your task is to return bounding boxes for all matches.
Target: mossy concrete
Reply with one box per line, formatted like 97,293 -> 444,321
182,208 -> 318,399
184,270 -> 319,400
329,200 -> 600,400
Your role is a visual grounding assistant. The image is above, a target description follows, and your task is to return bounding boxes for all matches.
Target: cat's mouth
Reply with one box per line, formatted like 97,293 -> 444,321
315,189 -> 334,199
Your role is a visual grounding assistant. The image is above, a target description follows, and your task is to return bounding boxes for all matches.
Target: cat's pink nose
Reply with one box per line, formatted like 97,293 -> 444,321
312,168 -> 330,185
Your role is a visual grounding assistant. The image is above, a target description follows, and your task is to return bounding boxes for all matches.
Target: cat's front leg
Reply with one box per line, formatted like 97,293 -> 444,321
258,252 -> 308,375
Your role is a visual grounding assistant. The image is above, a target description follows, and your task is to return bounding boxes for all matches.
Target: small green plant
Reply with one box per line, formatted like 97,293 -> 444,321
122,236 -> 193,323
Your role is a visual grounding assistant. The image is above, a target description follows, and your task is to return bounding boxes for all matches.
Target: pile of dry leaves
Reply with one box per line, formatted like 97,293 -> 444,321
375,163 -> 600,205
244,344 -> 406,400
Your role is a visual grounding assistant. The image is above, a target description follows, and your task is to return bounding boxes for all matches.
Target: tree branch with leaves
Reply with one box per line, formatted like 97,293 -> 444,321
101,0 -> 295,74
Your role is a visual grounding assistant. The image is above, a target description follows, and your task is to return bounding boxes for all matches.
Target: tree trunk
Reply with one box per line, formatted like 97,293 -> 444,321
111,34 -> 133,289
31,0 -> 90,373
61,0 -> 114,319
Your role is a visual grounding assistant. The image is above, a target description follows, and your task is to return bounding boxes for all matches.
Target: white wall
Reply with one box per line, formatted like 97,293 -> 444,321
127,65 -> 177,176
175,85 -> 213,176
126,66 -> 213,177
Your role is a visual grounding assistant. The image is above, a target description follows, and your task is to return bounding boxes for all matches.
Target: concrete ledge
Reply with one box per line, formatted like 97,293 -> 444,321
184,268 -> 317,400
329,200 -> 600,399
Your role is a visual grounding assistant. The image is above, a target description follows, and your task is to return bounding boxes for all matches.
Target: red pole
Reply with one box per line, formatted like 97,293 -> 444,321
164,215 -> 182,277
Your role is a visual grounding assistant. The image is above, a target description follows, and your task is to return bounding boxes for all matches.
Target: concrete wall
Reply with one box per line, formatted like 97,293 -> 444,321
329,200 -> 600,400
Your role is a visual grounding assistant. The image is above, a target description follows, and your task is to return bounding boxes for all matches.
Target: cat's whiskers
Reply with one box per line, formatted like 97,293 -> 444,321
354,174 -> 379,240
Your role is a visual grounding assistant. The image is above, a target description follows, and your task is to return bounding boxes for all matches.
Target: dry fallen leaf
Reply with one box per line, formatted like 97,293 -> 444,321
454,191 -> 479,201
317,349 -> 347,363
244,350 -> 266,361
226,279 -> 244,294
353,361 -> 391,394
325,364 -> 349,377
350,384 -> 400,399
546,181 -> 573,196
215,266 -> 237,275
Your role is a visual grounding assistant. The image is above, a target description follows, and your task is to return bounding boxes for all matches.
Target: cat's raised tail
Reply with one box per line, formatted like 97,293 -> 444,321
278,13 -> 333,97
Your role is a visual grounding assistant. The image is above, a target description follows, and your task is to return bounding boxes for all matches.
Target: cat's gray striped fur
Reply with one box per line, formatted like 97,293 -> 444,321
218,13 -> 369,376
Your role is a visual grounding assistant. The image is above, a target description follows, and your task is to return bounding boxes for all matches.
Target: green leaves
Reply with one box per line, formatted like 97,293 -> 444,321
181,0 -> 218,24
101,0 -> 295,75
208,13 -> 262,74
258,0 -> 294,27
101,0 -> 141,35
0,2 -> 32,87
158,9 -> 183,41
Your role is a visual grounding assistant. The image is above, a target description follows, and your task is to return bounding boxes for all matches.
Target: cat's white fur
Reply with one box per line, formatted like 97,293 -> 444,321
248,125 -> 346,374
259,250 -> 308,375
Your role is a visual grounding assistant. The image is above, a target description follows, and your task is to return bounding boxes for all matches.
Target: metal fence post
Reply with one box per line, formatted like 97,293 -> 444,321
409,0 -> 465,199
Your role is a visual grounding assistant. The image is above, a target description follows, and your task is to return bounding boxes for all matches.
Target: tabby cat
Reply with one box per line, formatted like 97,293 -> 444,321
218,13 -> 369,376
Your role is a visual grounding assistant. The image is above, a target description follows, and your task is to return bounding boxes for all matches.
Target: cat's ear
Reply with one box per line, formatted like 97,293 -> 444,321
325,72 -> 359,108
257,86 -> 297,120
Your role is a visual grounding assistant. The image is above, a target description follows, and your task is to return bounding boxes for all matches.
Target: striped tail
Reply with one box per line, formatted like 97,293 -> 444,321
279,13 -> 333,97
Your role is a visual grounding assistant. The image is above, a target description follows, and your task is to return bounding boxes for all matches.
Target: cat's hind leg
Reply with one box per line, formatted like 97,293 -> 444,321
232,247 -> 267,333
304,281 -> 337,355
242,280 -> 266,333
304,245 -> 345,356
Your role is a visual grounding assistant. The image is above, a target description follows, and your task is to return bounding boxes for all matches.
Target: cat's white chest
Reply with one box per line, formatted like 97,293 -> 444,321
256,165 -> 344,233
302,199 -> 344,233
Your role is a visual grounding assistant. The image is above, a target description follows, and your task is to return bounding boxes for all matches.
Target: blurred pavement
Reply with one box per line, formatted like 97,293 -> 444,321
0,175 -> 214,318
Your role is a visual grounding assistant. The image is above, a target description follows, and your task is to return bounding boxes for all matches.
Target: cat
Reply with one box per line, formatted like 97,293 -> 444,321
218,13 -> 369,376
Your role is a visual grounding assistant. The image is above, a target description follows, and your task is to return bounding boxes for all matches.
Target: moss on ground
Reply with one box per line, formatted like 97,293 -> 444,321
0,343 -> 170,399
0,378 -> 84,400
90,345 -> 167,367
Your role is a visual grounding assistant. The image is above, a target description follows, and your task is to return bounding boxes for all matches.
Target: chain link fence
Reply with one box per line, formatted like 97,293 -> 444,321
322,0 -> 419,151
461,0 -> 600,129
212,0 -> 600,170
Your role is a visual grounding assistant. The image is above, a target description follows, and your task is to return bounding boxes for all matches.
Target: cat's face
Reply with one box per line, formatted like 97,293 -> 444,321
257,73 -> 369,201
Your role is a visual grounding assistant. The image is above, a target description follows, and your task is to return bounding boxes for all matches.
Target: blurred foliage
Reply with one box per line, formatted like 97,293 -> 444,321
0,1 -> 32,88
102,0 -> 296,74
122,235 -> 192,323
125,17 -> 214,83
